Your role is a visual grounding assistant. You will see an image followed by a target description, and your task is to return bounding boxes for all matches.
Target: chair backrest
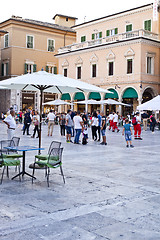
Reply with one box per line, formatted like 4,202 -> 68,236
11,137 -> 20,147
48,147 -> 63,164
48,141 -> 61,155
0,140 -> 12,155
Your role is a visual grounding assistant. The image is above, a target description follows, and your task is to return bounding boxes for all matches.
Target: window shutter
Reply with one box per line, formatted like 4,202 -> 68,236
115,28 -> 118,34
92,34 -> 95,40
33,64 -> 37,72
6,63 -> 9,76
99,32 -> 102,38
54,66 -> 57,74
1,64 -> 4,76
46,66 -> 49,72
148,20 -> 151,31
106,30 -> 110,36
24,63 -> 27,74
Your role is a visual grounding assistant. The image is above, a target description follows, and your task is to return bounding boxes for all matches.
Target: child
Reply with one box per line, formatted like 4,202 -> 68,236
122,119 -> 134,148
82,120 -> 88,145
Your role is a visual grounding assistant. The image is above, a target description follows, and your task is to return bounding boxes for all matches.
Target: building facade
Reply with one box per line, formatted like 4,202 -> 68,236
56,4 -> 160,115
0,15 -> 76,112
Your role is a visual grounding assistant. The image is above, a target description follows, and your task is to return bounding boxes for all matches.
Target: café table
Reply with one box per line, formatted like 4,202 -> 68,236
4,146 -> 44,179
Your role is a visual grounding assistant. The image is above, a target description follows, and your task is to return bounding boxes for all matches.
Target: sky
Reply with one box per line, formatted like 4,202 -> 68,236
0,0 -> 153,25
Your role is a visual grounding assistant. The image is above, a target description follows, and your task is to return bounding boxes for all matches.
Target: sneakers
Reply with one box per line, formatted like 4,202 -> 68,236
100,142 -> 107,145
117,129 -> 120,133
70,140 -> 73,143
138,137 -> 143,140
66,140 -> 70,143
126,145 -> 129,148
130,145 -> 134,148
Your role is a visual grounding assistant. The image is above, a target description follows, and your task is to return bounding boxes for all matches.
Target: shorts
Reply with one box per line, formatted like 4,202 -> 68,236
101,129 -> 106,136
125,131 -> 132,141
65,126 -> 72,135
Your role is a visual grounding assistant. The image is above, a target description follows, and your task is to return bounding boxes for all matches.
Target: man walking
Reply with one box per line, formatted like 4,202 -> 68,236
73,111 -> 83,144
108,112 -> 114,130
65,110 -> 73,143
141,111 -> 149,131
113,112 -> 120,132
97,110 -> 102,141
3,109 -> 16,139
23,109 -> 32,135
47,109 -> 55,136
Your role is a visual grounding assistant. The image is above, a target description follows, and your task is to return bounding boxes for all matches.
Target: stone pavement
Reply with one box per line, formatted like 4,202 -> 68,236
0,121 -> 160,240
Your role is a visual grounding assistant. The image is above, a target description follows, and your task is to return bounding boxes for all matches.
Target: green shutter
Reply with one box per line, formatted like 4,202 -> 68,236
33,64 -> 37,72
46,66 -> 49,72
24,63 -> 27,74
6,63 -> 9,76
145,20 -> 151,31
1,64 -> 4,76
115,28 -> 118,34
81,36 -> 86,42
99,32 -> 102,38
92,34 -> 95,40
126,24 -> 132,32
54,66 -> 57,74
106,30 -> 110,36
148,20 -> 151,31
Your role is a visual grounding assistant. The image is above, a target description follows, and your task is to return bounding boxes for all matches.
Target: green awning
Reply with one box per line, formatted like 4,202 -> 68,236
61,93 -> 71,100
122,88 -> 138,99
74,92 -> 85,100
88,92 -> 101,100
105,89 -> 118,99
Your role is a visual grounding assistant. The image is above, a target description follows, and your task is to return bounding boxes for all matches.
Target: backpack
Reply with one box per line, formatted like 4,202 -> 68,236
132,117 -> 137,125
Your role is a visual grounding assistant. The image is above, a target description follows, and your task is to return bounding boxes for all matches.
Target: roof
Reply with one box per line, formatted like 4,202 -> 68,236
0,16 -> 76,33
0,30 -> 8,36
72,3 -> 152,28
53,14 -> 78,20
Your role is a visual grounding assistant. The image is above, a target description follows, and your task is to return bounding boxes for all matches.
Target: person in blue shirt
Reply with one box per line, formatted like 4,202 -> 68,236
97,110 -> 102,141
122,119 -> 134,148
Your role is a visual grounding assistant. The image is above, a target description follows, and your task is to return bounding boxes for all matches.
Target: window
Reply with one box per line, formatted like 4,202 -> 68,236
81,36 -> 86,42
147,56 -> 154,74
106,28 -> 118,37
24,63 -> 36,74
144,20 -> 151,31
4,34 -> 9,48
108,62 -> 114,76
126,24 -> 132,32
77,66 -> 81,79
66,17 -> 68,22
92,64 -> 97,78
26,35 -> 34,48
46,66 -> 57,74
127,59 -> 133,74
64,68 -> 67,77
1,63 -> 9,76
92,32 -> 102,40
48,39 -> 55,52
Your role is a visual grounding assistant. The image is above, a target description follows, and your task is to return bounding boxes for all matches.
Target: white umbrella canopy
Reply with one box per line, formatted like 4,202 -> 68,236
137,95 -> 160,110
74,100 -> 101,104
43,99 -> 72,106
0,70 -> 111,152
100,99 -> 131,106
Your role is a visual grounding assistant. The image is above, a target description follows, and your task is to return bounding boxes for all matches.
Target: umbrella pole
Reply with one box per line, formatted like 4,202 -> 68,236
39,89 -> 43,154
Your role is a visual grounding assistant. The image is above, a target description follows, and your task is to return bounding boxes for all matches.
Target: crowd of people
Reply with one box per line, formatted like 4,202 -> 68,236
1,107 -> 160,148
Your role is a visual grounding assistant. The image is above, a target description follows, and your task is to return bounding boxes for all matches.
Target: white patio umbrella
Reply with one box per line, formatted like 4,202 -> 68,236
74,100 -> 101,104
137,95 -> 160,111
43,99 -> 72,106
100,99 -> 131,106
0,70 -> 111,152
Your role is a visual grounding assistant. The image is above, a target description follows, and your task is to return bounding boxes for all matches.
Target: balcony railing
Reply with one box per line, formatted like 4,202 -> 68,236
58,29 -> 159,54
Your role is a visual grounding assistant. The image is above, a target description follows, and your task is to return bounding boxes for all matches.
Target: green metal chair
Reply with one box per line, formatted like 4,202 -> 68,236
0,155 -> 21,184
34,141 -> 61,161
32,147 -> 65,187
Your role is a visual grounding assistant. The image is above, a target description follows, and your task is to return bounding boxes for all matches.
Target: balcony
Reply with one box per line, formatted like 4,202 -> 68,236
58,29 -> 159,54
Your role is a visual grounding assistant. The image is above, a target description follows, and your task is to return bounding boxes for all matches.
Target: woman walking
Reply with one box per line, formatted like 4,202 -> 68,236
91,111 -> 98,141
31,111 -> 40,138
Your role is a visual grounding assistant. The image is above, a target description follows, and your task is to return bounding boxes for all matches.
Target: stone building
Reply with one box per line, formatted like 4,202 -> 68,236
0,15 -> 76,112
56,3 -> 160,115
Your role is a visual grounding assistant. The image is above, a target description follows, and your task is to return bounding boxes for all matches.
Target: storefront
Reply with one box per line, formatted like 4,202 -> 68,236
22,92 -> 35,110
88,92 -> 101,113
122,87 -> 138,116
74,92 -> 85,112
105,88 -> 119,115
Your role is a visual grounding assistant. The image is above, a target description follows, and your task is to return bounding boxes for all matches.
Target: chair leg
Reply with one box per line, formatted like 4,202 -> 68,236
18,165 -> 21,182
1,166 -> 6,184
32,163 -> 36,184
47,167 -> 50,187
60,165 -> 65,184
7,166 -> 9,178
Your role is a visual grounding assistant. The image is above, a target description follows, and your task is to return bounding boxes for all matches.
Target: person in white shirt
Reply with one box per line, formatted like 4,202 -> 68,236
112,112 -> 120,132
3,109 -> 16,140
47,110 -> 55,136
73,111 -> 83,144
108,112 -> 114,131
91,111 -> 98,141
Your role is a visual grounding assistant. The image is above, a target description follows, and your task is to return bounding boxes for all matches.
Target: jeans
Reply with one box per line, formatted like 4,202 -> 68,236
74,129 -> 82,143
